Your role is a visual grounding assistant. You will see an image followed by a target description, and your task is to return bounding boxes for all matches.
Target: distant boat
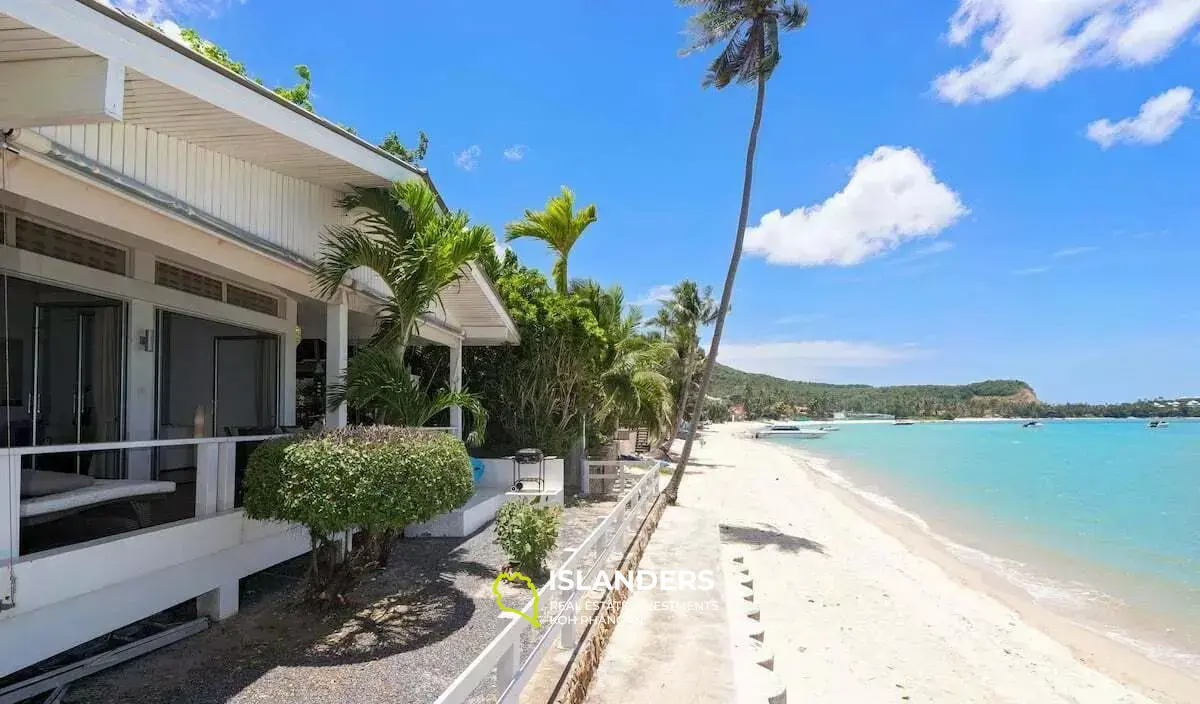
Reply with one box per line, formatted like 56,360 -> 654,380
754,423 -> 829,439
1023,421 -> 1043,428
894,420 -> 916,426
819,425 -> 840,431
1148,419 -> 1169,428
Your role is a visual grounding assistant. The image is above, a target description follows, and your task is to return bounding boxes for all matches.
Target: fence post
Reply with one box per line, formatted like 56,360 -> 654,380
1,452 -> 19,609
559,585 -> 578,650
196,441 -> 239,621
495,641 -> 522,696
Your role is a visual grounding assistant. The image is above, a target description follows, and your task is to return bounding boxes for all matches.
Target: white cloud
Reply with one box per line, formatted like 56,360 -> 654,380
1053,245 -> 1099,257
158,19 -> 186,43
1013,265 -> 1051,275
775,313 -> 826,325
745,147 -> 967,266
1086,86 -> 1195,147
914,240 -> 956,257
935,0 -> 1200,104
109,0 -> 242,21
634,284 -> 674,307
454,145 -> 481,171
503,144 -> 528,162
719,340 -> 928,380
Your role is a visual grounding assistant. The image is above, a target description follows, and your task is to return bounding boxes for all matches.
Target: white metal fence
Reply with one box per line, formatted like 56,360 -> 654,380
434,460 -> 662,704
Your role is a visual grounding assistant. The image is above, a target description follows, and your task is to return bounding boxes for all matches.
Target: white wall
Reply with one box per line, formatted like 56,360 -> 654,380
32,124 -> 390,300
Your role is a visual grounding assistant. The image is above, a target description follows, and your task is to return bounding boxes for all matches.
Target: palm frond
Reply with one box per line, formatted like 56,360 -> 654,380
312,225 -> 401,300
779,1 -> 809,29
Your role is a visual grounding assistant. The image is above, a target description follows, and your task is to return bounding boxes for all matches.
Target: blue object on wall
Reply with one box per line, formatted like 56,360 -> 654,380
471,458 -> 486,483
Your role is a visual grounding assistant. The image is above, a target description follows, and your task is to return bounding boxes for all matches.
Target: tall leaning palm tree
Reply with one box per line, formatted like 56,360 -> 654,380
505,186 -> 597,295
666,0 -> 809,504
652,281 -> 718,453
313,180 -> 495,359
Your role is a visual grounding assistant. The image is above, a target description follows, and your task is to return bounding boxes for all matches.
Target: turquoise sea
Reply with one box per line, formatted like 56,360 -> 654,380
769,419 -> 1200,673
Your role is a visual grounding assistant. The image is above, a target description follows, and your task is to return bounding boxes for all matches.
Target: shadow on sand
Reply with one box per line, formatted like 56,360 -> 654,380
719,523 -> 827,555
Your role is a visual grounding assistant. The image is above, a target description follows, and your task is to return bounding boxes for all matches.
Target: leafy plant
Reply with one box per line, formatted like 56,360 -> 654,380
380,130 -> 430,165
505,186 -> 598,295
313,181 -> 494,357
243,427 -> 474,602
649,280 -> 717,451
327,346 -> 488,446
495,498 -> 562,577
669,0 -> 809,504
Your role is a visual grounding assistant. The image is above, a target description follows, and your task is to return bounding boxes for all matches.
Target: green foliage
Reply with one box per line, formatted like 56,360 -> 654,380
313,181 -> 495,354
679,0 -> 809,89
708,363 -> 1038,419
245,428 -> 473,600
379,130 -> 430,165
465,265 -> 606,455
179,28 -> 248,76
327,346 -> 488,446
273,65 -> 313,111
495,499 -> 562,575
244,427 -> 474,537
505,186 -> 598,294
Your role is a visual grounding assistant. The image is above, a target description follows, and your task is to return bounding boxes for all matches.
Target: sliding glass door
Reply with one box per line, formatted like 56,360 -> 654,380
212,335 -> 279,435
31,303 -> 124,475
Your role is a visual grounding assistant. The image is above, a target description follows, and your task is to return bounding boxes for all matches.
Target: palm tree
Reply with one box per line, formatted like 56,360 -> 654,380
505,186 -> 598,295
312,180 -> 495,358
651,281 -> 718,453
574,281 -> 675,439
326,346 -> 488,446
667,0 -> 809,504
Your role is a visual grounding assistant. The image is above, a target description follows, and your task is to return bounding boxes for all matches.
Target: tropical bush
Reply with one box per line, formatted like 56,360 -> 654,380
328,346 -> 488,446
495,498 -> 562,577
244,426 -> 474,601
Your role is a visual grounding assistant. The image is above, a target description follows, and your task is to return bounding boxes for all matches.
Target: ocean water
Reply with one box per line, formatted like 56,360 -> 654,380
768,419 -> 1200,673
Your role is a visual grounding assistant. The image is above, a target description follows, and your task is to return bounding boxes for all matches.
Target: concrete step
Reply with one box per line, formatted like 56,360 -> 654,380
738,660 -> 787,704
733,638 -> 775,671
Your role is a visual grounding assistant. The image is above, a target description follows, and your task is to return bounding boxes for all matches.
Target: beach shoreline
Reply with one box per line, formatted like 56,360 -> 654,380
681,422 -> 1200,703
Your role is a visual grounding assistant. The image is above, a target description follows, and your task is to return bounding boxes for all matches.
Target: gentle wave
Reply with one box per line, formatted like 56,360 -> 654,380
774,441 -> 1200,672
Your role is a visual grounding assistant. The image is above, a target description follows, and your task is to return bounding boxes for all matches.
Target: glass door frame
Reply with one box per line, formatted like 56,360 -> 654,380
30,300 -> 127,473
212,333 -> 281,436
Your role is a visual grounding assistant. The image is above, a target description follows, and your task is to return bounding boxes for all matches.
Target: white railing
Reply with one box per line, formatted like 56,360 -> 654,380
434,461 -> 662,704
581,459 -> 655,498
1,435 -> 284,611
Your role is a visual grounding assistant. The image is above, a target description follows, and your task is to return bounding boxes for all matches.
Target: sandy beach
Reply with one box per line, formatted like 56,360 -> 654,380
676,422 -> 1200,704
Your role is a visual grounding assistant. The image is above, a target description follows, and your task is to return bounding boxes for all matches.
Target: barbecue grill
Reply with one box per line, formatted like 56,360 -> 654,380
509,448 -> 545,492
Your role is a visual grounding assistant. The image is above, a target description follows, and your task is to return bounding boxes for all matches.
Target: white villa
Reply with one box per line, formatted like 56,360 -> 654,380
0,0 -> 523,682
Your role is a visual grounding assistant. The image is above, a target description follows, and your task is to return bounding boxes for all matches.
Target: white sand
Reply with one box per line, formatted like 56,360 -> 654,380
676,423 -> 1200,704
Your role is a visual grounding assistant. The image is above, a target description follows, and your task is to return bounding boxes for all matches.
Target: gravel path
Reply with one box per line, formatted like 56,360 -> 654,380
64,498 -> 618,704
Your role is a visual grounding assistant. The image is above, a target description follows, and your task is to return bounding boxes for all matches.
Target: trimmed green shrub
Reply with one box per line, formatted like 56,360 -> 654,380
495,498 -> 562,576
244,426 -> 474,601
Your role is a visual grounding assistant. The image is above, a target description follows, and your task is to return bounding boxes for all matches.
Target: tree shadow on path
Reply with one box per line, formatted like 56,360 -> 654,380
720,523 -> 827,555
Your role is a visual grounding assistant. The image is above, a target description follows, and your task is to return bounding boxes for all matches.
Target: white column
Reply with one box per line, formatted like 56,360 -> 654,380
1,453 -> 18,608
125,250 -> 156,479
196,440 -> 238,620
325,294 -> 348,430
449,339 -> 463,440
281,298 -> 297,427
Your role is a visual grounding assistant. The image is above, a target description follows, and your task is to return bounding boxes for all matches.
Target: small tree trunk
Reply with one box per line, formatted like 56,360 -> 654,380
660,346 -> 697,454
666,72 -> 767,505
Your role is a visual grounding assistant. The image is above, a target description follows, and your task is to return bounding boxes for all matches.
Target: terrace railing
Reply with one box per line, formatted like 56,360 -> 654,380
433,460 -> 662,704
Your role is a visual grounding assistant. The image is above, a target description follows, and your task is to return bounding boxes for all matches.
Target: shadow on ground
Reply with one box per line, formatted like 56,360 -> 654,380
65,534 -> 491,704
719,523 -> 827,555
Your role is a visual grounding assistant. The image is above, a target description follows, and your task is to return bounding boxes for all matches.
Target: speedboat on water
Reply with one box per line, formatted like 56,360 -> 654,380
1023,421 -> 1043,428
754,423 -> 829,439
1148,419 -> 1169,428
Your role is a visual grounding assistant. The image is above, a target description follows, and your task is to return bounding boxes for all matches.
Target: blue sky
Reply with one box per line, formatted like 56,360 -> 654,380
122,0 -> 1200,403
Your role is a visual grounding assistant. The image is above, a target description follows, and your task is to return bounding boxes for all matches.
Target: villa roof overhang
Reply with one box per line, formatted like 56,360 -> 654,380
0,0 -> 519,346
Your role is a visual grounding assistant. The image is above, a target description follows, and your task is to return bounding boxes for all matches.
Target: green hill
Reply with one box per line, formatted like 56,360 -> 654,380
708,363 -> 1039,419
